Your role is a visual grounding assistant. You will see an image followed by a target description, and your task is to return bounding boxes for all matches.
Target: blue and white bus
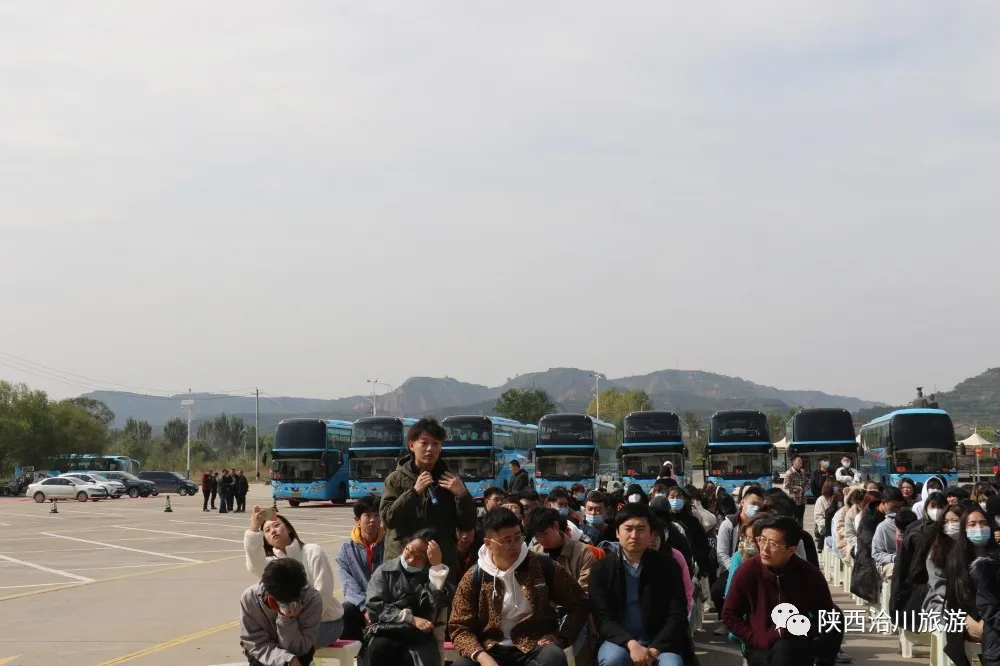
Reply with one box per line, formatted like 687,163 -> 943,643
786,408 -> 858,497
859,408 -> 957,488
440,416 -> 537,501
270,418 -> 353,506
533,414 -> 617,495
705,410 -> 773,496
618,411 -> 687,494
347,417 -> 418,500
38,454 -> 141,477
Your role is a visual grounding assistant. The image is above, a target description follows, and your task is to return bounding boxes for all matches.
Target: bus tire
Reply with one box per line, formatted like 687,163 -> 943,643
288,500 -> 301,507
332,484 -> 348,505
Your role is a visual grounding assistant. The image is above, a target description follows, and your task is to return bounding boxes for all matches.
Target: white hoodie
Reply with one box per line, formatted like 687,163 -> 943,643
476,542 -> 531,645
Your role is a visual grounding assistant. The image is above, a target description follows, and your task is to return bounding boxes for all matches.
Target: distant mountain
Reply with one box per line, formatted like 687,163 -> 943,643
937,368 -> 1000,425
81,366 -> 883,431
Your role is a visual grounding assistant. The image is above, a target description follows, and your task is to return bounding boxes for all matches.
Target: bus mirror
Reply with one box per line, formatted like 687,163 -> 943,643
527,449 -> 535,463
683,446 -> 689,457
615,449 -> 623,460
262,452 -> 269,465
959,442 -> 967,456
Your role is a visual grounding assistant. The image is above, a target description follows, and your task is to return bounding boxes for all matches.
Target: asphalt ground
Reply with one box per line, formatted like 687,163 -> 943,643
0,485 -> 921,666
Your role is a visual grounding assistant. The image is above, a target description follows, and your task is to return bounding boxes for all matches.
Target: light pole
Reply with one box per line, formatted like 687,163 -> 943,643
366,379 -> 393,416
590,373 -> 603,420
181,393 -> 194,480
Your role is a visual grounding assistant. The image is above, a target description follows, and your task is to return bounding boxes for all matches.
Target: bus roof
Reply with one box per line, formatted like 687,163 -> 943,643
440,415 -> 533,427
538,413 -> 616,429
862,408 -> 950,428
326,419 -> 354,428
624,410 -> 680,419
710,409 -> 766,419
277,418 -> 326,425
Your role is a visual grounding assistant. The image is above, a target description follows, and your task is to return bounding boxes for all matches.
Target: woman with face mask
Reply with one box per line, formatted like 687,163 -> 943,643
684,484 -> 718,533
245,506 -> 346,646
665,486 -> 712,583
925,505 -> 996,666
624,483 -> 647,506
972,482 -> 997,513
849,491 -> 884,605
363,528 -> 454,666
889,492 -> 946,631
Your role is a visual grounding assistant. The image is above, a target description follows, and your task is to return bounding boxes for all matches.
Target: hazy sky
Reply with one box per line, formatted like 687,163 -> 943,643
2,1 -> 998,406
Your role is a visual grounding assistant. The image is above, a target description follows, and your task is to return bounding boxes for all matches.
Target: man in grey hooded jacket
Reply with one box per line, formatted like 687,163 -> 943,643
241,559 -> 323,666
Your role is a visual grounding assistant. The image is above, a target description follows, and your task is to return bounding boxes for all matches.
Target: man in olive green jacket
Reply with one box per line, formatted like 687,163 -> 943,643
379,418 -> 478,582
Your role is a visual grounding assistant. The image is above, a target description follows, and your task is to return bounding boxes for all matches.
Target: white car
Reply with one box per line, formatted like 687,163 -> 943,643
61,472 -> 126,499
28,476 -> 109,503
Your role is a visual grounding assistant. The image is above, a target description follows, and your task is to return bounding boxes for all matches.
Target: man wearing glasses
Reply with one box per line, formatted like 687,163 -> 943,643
449,508 -> 589,666
722,516 -> 842,666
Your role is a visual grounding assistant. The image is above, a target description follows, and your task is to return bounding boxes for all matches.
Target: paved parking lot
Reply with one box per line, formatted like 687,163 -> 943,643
0,486 -> 918,666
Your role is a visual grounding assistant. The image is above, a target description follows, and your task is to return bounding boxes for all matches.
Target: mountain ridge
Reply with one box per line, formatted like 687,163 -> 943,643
78,366 -> 885,429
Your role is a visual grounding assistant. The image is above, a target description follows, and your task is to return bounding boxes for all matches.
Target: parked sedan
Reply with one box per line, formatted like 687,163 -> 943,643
60,473 -> 126,499
98,470 -> 156,498
28,476 -> 109,502
138,471 -> 198,496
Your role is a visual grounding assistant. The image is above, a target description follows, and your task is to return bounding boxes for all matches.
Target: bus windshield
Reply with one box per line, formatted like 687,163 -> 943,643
624,414 -> 682,442
539,419 -> 593,443
443,456 -> 494,481
272,458 -> 326,482
894,449 -> 956,474
711,414 -> 769,443
536,455 -> 594,481
793,411 -> 856,442
274,421 -> 327,450
709,452 -> 771,478
443,419 -> 493,445
622,452 -> 684,479
349,457 -> 396,482
893,414 -> 955,450
351,421 -> 404,446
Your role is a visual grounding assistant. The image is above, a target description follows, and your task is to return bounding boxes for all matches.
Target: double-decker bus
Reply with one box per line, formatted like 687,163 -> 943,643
704,410 -> 773,496
785,408 -> 858,497
347,417 -> 418,500
859,408 -> 957,488
618,411 -> 687,493
440,416 -> 537,501
533,413 -> 617,495
38,454 -> 141,477
270,419 -> 353,506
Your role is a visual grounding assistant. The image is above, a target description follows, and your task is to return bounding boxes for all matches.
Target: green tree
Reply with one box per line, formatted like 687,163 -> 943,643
124,418 -> 153,445
767,411 -> 788,441
586,389 -> 653,430
61,397 -> 116,426
684,411 -> 706,462
228,417 -> 247,454
163,418 -> 188,450
494,389 -> 556,424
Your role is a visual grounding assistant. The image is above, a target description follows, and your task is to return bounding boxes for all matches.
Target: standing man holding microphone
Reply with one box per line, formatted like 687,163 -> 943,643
380,418 -> 478,582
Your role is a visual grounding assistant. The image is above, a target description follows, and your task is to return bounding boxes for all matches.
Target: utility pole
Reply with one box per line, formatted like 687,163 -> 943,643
367,378 -> 380,417
590,373 -> 602,420
181,391 -> 194,480
254,388 -> 260,479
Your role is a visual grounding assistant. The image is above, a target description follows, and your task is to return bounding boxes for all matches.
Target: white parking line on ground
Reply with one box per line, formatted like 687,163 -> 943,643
0,552 -> 94,583
65,563 -> 179,572
0,582 -> 85,590
0,547 -> 113,554
39,533 -> 202,563
0,510 -> 62,520
113,526 -> 242,543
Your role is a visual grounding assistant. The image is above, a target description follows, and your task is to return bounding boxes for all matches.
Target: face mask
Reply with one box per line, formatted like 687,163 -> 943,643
669,498 -> 685,512
927,508 -> 942,522
841,461 -> 851,468
820,462 -> 829,470
944,522 -> 961,537
628,494 -> 642,504
744,504 -> 759,518
981,502 -> 988,511
399,555 -> 423,573
558,507 -> 570,516
576,494 -> 586,503
585,514 -> 604,527
968,527 -> 992,546
744,540 -> 758,555
653,493 -> 667,499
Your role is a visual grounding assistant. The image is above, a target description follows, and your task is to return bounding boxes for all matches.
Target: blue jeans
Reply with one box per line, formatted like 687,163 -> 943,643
597,641 -> 683,666
317,618 -> 344,646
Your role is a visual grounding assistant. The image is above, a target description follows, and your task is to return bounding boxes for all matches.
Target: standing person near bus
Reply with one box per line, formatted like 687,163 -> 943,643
782,457 -> 808,526
210,470 -> 219,510
236,470 -> 250,513
380,418 -> 478,581
219,469 -> 233,514
202,469 -> 214,512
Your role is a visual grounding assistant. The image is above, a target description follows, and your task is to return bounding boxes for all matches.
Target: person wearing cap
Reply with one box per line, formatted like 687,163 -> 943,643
835,457 -> 861,485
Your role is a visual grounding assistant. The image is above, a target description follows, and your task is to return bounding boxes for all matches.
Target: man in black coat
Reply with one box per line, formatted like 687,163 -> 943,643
235,470 -> 250,513
589,503 -> 696,666
507,460 -> 531,494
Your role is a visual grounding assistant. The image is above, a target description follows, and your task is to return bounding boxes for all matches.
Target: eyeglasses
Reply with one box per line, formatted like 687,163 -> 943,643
755,536 -> 789,552
487,535 -> 524,549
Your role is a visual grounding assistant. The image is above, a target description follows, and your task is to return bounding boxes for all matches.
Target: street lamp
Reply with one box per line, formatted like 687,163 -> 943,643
366,379 -> 394,417
590,373 -> 604,420
181,395 -> 194,480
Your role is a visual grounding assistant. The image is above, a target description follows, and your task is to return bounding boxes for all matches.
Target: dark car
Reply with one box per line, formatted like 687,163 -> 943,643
138,471 -> 199,496
98,471 -> 157,498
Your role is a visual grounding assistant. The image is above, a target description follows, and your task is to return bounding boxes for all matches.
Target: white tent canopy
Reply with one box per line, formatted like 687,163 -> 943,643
961,433 -> 993,449
772,437 -> 788,451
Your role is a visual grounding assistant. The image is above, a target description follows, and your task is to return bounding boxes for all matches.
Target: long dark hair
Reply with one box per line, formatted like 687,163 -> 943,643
930,503 -> 967,569
944,506 -> 997,611
263,514 -> 305,557
821,479 -> 837,500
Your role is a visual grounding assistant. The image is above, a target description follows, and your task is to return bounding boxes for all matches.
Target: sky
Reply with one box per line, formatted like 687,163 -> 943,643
2,1 -> 999,407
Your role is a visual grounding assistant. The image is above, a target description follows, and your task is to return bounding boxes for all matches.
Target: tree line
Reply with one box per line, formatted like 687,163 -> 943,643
0,379 -> 269,478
